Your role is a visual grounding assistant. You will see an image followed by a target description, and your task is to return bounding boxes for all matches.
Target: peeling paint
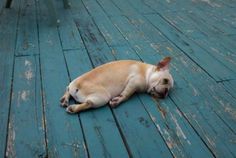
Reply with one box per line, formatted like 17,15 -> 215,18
6,121 -> 16,157
188,83 -> 199,96
166,47 -> 173,52
198,0 -> 221,7
25,60 -> 32,66
21,90 -> 30,101
24,60 -> 33,80
171,114 -> 187,140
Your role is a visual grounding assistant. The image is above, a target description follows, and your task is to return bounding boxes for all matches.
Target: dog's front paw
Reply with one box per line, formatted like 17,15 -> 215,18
66,105 -> 77,114
60,96 -> 69,107
109,96 -> 123,108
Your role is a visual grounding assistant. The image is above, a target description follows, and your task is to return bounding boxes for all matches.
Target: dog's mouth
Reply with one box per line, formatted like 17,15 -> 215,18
150,88 -> 168,99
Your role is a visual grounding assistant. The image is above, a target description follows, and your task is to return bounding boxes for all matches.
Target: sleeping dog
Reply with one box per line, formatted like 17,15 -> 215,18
60,57 -> 174,113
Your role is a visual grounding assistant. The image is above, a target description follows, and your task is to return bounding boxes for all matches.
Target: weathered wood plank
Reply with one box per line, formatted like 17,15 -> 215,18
37,1 -> 88,157
96,0 -> 121,17
133,41 -> 236,157
0,1 -> 21,157
15,0 -> 38,56
55,1 -> 84,50
6,56 -> 46,157
145,13 -> 235,81
220,80 -> 236,99
160,12 -> 236,75
64,50 -> 129,158
81,0 -> 127,46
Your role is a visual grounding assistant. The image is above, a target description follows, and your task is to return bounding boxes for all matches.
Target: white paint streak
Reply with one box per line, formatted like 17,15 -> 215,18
21,90 -> 30,101
25,60 -> 32,66
199,0 -> 221,7
24,60 -> 33,80
189,83 -> 199,96
171,114 -> 187,139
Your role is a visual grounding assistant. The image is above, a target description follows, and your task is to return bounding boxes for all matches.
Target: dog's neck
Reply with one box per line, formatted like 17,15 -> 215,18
145,65 -> 156,92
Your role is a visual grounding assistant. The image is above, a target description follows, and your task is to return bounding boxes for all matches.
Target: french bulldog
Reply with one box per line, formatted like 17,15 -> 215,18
60,57 -> 174,113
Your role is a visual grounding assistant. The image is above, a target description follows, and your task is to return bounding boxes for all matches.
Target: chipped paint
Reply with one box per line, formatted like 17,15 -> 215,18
6,121 -> 16,157
24,60 -> 33,80
188,83 -> 199,96
198,0 -> 221,7
25,60 -> 32,66
21,90 -> 30,101
166,47 -> 173,52
171,114 -> 187,140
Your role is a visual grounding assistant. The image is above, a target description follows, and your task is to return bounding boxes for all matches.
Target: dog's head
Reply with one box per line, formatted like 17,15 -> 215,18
148,57 -> 174,99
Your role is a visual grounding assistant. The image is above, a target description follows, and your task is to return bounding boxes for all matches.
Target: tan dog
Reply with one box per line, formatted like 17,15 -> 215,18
60,57 -> 174,113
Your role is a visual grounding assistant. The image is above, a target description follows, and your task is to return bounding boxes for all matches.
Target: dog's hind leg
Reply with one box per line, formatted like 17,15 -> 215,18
60,86 -> 71,107
66,93 -> 110,113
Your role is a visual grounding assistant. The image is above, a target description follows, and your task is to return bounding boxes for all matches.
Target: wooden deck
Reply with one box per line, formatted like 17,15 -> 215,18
0,0 -> 236,157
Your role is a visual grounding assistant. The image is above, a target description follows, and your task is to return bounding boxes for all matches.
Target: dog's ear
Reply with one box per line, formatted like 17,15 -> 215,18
156,57 -> 171,71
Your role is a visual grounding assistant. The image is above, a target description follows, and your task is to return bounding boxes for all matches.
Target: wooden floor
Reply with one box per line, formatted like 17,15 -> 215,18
0,0 -> 236,157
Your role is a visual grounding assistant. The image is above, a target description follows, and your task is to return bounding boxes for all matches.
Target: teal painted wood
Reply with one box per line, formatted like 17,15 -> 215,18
160,12 -> 236,75
126,0 -> 155,14
81,0 -> 127,46
96,0 -> 123,17
111,45 -> 214,157
110,16 -> 151,45
145,14 -> 235,81
64,50 -> 129,158
6,56 -> 46,157
142,0 -> 168,14
55,1 -> 85,50
162,11 -> 207,40
0,1 -> 21,157
132,41 -> 236,157
194,38 -> 236,75
220,80 -> 236,99
37,1 -> 88,157
192,3 -> 236,35
15,0 -> 38,56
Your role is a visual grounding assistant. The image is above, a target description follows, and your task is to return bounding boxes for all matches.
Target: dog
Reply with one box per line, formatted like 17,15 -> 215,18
60,57 -> 174,113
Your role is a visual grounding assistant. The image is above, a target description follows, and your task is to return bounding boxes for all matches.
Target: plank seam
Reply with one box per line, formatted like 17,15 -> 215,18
169,96 -> 217,158
35,0 -> 48,157
4,0 -> 22,156
57,25 -> 90,158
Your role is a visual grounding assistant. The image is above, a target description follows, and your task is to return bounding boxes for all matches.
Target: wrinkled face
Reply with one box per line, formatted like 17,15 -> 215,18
148,57 -> 174,99
149,71 -> 174,98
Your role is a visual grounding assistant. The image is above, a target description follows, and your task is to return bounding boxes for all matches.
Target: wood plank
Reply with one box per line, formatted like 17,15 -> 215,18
144,13 -> 235,81
132,41 -> 236,157
6,56 -> 46,157
96,0 -> 121,17
81,0 -> 127,46
0,1 -> 21,157
37,1 -> 88,157
126,0 -> 155,14
111,45 -> 214,158
15,0 -> 38,56
55,1 -> 85,50
64,50 -> 129,158
160,12 -> 236,74
220,80 -> 236,99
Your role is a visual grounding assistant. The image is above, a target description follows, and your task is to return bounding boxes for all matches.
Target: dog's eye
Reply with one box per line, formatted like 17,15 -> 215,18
163,78 -> 169,84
